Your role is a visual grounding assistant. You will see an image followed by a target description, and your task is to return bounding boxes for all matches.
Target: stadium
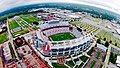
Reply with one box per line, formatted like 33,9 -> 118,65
35,20 -> 95,63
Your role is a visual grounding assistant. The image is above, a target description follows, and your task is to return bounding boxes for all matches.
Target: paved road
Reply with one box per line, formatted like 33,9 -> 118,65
108,62 -> 119,68
95,37 -> 120,68
7,18 -> 19,59
103,45 -> 111,68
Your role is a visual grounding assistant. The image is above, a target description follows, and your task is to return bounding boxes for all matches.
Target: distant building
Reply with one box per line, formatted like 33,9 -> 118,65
6,62 -> 17,68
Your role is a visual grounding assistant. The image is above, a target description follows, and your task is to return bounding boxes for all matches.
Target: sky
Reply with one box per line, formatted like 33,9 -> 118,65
0,0 -> 120,14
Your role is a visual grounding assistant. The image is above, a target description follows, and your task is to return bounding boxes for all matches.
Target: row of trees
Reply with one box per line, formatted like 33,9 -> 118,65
96,38 -> 118,64
96,38 -> 109,47
96,38 -> 117,47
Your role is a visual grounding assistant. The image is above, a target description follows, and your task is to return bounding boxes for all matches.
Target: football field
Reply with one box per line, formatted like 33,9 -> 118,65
0,33 -> 8,44
20,14 -> 39,24
9,20 -> 19,29
49,32 -> 76,41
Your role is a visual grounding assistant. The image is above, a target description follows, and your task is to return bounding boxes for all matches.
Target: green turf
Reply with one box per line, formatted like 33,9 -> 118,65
9,42 -> 16,58
96,51 -> 101,59
9,20 -> 19,29
92,18 -> 102,22
0,33 -> 8,44
13,30 -> 29,37
79,55 -> 88,62
52,63 -> 68,68
49,32 -> 76,41
66,60 -> 74,68
96,30 -> 120,47
20,14 -> 39,24
90,60 -> 96,68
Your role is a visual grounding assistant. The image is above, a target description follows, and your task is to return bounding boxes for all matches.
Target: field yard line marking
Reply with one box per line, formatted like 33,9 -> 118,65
14,19 -> 25,29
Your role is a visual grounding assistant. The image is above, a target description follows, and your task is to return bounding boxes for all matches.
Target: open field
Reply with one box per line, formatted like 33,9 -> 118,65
70,21 -> 100,34
49,32 -> 76,41
12,30 -> 29,38
80,55 -> 89,62
8,42 -> 16,58
20,14 -> 39,24
92,18 -> 102,22
9,20 -> 19,29
52,63 -> 67,68
90,60 -> 96,68
96,30 -> 120,47
66,60 -> 74,68
0,33 -> 8,44
15,18 -> 30,29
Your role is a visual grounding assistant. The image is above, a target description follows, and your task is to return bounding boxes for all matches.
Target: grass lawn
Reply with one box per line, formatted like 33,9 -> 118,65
15,18 -> 30,29
100,64 -> 103,68
75,65 -> 79,68
66,60 -> 74,68
74,58 -> 79,63
19,21 -> 29,28
9,20 -> 19,29
52,63 -> 68,68
13,30 -> 29,37
92,18 -> 102,22
87,47 -> 94,56
49,32 -> 76,41
96,30 -> 120,47
0,33 -> 8,44
20,14 -> 39,24
70,21 -> 100,34
96,51 -> 101,59
33,26 -> 40,30
8,42 -> 16,58
79,55 -> 88,62
90,60 -> 96,68
78,63 -> 84,68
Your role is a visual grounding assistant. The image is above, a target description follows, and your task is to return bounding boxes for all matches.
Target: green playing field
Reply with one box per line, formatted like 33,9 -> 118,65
9,20 -> 19,29
49,32 -> 76,41
0,33 -> 8,44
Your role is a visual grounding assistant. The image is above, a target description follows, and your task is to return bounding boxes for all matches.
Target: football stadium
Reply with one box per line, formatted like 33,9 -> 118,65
35,20 -> 95,64
1,1 -> 120,68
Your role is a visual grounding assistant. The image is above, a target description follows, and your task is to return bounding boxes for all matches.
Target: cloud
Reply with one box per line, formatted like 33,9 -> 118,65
0,0 -> 120,14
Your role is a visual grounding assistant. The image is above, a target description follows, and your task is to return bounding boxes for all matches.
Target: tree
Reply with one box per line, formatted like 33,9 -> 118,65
115,43 -> 117,46
95,44 -> 97,47
97,39 -> 101,44
103,38 -> 106,41
109,53 -> 117,64
104,41 -> 109,47
109,40 -> 112,43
